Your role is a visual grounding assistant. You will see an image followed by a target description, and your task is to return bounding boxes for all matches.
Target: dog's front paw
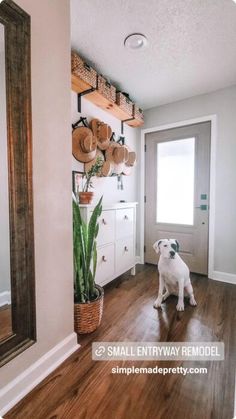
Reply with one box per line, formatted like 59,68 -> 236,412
190,296 -> 197,306
176,302 -> 184,311
153,297 -> 162,309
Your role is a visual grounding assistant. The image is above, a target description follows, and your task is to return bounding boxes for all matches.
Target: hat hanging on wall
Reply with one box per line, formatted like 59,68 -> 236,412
84,149 -> 104,173
90,119 -> 112,150
101,160 -> 114,177
84,149 -> 114,177
105,142 -> 129,175
122,145 -> 137,176
126,150 -> 137,167
72,126 -> 97,163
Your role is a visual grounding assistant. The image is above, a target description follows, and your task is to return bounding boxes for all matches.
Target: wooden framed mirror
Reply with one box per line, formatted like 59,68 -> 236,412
0,0 -> 36,366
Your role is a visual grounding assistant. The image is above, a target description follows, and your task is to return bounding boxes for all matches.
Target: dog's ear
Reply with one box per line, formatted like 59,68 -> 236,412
175,240 -> 180,252
153,240 -> 162,254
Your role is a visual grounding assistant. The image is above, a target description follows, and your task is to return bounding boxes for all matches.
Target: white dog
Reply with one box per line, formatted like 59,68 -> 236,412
153,239 -> 197,311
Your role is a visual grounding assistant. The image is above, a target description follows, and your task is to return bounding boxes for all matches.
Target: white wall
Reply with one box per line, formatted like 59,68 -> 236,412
0,37 -> 11,299
71,93 -> 141,254
144,85 -> 236,278
0,0 -> 78,414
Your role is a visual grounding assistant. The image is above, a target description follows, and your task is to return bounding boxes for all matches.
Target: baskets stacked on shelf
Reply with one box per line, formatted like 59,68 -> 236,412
97,75 -> 116,103
116,92 -> 133,117
133,104 -> 144,122
71,51 -> 97,89
71,50 -> 144,126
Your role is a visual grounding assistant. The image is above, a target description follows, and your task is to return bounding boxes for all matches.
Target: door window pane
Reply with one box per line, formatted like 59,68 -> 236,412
156,138 -> 195,225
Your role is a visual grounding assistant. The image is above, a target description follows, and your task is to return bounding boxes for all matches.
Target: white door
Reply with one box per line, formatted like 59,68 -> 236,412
145,122 -> 211,275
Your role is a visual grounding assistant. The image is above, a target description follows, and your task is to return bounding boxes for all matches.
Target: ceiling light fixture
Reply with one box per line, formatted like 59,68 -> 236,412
124,33 -> 148,50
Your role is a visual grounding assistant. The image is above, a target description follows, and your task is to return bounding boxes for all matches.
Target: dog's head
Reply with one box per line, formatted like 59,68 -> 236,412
153,239 -> 180,259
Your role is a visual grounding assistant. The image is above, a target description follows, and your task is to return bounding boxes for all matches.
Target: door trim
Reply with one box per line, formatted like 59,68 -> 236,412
140,115 -> 217,280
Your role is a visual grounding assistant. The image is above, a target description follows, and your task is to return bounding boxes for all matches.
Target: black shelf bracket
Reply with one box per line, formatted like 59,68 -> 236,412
121,117 -> 136,134
77,88 -> 95,113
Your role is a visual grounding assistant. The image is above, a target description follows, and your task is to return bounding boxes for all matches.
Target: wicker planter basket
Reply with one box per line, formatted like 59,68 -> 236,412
133,104 -> 144,122
74,285 -> 104,334
116,92 -> 133,116
97,75 -> 116,102
71,51 -> 97,89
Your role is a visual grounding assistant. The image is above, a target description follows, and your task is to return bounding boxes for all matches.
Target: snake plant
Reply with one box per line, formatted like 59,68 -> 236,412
73,195 -> 103,303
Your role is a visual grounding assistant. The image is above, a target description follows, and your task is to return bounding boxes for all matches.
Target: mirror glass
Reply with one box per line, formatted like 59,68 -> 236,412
0,22 -> 12,342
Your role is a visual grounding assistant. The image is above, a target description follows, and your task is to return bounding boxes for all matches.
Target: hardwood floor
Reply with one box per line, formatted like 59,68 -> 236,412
6,265 -> 236,419
0,306 -> 12,342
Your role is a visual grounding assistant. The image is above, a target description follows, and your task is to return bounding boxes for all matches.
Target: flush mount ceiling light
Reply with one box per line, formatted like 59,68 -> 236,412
124,33 -> 148,50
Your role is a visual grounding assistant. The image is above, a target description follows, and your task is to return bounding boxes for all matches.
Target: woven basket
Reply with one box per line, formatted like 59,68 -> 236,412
133,104 -> 144,121
71,52 -> 97,89
74,285 -> 104,334
116,92 -> 133,116
97,75 -> 116,102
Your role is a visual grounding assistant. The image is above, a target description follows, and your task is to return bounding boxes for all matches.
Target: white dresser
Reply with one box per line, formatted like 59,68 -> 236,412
80,202 -> 137,287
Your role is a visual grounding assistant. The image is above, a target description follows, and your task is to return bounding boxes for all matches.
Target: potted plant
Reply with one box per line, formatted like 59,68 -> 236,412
79,157 -> 103,204
73,195 -> 104,334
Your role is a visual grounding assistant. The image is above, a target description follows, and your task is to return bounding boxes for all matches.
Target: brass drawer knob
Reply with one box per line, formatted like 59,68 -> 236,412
102,218 -> 107,225
102,256 -> 107,262
124,246 -> 128,252
124,215 -> 129,220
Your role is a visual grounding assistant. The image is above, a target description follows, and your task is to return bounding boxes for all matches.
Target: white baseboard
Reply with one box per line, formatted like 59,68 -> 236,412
210,270 -> 236,285
0,332 -> 79,416
0,291 -> 11,307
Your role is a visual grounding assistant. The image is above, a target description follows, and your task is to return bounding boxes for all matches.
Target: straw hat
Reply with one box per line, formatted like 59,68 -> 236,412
101,161 -> 114,177
105,142 -> 129,175
121,145 -> 137,176
84,150 -> 114,177
84,149 -> 104,173
72,127 -> 97,163
91,119 -> 112,150
126,150 -> 136,167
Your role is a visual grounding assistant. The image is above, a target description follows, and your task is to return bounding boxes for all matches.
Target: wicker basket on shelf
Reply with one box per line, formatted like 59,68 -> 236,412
97,75 -> 116,102
133,104 -> 144,121
71,51 -> 97,89
116,92 -> 133,116
74,285 -> 104,334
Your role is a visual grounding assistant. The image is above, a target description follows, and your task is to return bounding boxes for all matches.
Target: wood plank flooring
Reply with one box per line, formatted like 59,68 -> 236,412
0,306 -> 12,342
5,265 -> 236,419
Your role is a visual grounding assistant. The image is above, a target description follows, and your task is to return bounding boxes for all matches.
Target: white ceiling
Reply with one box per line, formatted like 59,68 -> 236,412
71,0 -> 236,109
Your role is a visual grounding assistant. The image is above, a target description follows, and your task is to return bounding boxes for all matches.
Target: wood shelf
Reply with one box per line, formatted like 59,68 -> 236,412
71,75 -> 144,127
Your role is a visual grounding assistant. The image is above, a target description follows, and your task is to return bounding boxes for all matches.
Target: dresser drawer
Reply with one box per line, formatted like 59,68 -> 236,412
116,208 -> 134,240
115,237 -> 134,273
95,244 -> 115,285
91,209 -> 115,246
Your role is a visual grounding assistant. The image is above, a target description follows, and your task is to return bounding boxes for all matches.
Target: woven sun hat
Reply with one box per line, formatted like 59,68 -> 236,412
84,149 -> 105,173
122,145 -> 137,175
105,142 -> 129,175
100,160 -> 114,177
72,126 -> 97,163
90,119 -> 112,150
122,165 -> 132,176
126,150 -> 136,167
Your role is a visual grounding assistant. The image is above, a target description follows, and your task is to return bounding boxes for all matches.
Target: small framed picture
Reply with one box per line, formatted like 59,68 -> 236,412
72,171 -> 83,195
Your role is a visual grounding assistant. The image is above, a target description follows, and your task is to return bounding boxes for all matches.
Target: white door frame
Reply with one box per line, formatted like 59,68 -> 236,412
140,114 -> 217,279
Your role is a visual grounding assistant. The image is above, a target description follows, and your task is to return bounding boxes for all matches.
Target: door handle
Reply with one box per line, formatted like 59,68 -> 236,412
195,204 -> 208,210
